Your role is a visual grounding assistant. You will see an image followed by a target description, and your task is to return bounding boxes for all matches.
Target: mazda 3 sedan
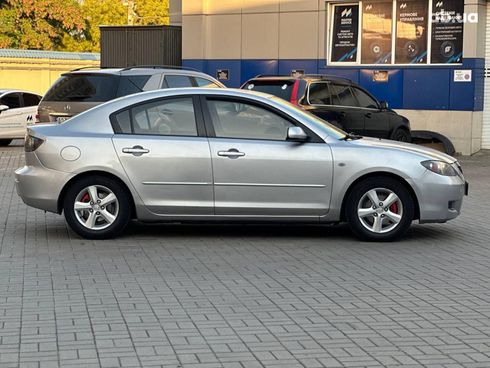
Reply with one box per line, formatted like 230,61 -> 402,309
15,89 -> 467,241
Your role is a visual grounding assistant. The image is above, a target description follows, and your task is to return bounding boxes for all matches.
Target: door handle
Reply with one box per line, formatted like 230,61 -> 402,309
339,111 -> 346,118
122,145 -> 150,156
365,112 -> 372,118
218,149 -> 245,158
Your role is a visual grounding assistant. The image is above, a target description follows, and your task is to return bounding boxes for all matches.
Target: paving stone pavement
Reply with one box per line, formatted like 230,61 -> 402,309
1,141 -> 490,368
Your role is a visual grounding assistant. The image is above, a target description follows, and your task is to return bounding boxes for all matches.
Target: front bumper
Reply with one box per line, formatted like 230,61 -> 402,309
415,172 -> 466,224
15,155 -> 73,213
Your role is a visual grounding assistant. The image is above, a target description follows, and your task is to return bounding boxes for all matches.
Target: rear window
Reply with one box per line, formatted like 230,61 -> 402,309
243,80 -> 296,100
43,74 -> 119,102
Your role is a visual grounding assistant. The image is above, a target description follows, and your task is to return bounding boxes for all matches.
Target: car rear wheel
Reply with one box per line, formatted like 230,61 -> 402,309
0,139 -> 12,146
391,129 -> 411,142
63,176 -> 131,239
345,177 -> 414,242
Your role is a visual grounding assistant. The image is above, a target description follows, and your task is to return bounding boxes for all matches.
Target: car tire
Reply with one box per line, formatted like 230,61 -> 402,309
0,139 -> 13,146
63,176 -> 132,239
345,177 -> 415,242
391,129 -> 411,142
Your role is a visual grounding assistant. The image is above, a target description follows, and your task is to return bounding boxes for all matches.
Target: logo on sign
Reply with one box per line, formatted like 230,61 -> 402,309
365,4 -> 372,10
341,8 -> 352,17
400,3 -> 407,9
435,1 -> 443,7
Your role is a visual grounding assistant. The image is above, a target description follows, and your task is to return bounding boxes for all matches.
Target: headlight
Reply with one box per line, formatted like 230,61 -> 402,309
25,134 -> 44,152
421,160 -> 457,176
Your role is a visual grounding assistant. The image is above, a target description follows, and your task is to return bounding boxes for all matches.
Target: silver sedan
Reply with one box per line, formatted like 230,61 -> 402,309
15,88 -> 467,241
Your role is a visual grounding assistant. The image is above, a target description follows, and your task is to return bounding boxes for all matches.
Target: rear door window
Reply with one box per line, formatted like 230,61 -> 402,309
43,74 -> 118,102
243,80 -> 296,101
0,93 -> 21,108
112,97 -> 198,137
329,83 -> 358,107
164,75 -> 193,88
308,83 -> 333,105
22,93 -> 42,107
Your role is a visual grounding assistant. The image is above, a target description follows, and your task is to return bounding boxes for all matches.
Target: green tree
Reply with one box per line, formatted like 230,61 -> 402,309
133,0 -> 169,26
0,0 -> 84,50
61,0 -> 127,52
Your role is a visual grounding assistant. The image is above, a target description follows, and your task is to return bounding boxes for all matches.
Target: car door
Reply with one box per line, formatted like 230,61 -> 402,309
328,83 -> 366,135
21,93 -> 41,126
0,92 -> 25,138
202,96 -> 333,217
350,86 -> 390,138
111,95 -> 214,216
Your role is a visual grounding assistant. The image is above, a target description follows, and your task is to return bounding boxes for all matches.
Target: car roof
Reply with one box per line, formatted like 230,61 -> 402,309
0,89 -> 41,96
246,74 -> 353,84
65,67 -> 219,79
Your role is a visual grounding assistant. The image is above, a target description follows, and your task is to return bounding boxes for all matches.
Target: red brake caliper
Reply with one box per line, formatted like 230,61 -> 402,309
81,193 -> 90,203
389,202 -> 399,214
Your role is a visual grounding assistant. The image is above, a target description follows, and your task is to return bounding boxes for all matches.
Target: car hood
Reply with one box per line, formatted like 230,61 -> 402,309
350,137 -> 457,163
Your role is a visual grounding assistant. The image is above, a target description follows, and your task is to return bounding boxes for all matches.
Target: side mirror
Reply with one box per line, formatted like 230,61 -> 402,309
379,101 -> 389,110
287,126 -> 308,142
0,105 -> 9,113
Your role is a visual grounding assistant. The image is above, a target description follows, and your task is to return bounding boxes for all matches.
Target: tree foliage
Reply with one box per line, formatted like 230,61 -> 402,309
0,0 -> 170,52
0,0 -> 85,49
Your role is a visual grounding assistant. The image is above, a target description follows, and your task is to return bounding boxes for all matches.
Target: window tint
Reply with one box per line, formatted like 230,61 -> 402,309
243,80 -> 295,101
329,84 -> 358,107
130,97 -> 197,136
113,110 -> 132,134
116,75 -> 151,97
1,93 -> 21,108
351,87 -> 379,109
43,74 -> 118,102
207,99 -> 294,141
308,83 -> 332,105
194,77 -> 220,88
165,75 -> 193,88
22,93 -> 41,107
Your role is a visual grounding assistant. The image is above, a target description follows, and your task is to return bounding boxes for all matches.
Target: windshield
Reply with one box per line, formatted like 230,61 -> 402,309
270,97 -> 347,140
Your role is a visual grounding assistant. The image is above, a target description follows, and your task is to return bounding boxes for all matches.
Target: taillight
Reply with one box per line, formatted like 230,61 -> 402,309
25,134 -> 44,152
290,80 -> 300,105
35,113 -> 40,124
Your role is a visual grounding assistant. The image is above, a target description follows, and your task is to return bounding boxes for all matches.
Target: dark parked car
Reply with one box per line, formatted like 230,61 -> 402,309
242,75 -> 411,142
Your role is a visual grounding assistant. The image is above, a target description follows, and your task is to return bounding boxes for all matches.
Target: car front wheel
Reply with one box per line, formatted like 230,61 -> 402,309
63,176 -> 131,239
391,129 -> 411,142
345,177 -> 415,242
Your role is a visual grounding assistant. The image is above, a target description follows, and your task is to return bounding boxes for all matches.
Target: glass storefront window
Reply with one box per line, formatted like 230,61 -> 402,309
328,0 -> 464,65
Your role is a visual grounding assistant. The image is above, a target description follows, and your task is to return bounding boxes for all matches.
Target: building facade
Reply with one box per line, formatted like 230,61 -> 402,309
180,0 -> 489,155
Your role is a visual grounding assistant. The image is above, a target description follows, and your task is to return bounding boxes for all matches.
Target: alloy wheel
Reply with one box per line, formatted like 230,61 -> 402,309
73,185 -> 119,230
357,188 -> 403,234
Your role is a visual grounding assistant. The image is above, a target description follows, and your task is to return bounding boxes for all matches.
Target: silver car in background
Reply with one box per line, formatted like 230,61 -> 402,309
15,89 -> 467,241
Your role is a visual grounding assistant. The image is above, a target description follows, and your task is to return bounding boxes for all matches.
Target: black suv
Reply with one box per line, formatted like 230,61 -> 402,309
242,75 -> 411,142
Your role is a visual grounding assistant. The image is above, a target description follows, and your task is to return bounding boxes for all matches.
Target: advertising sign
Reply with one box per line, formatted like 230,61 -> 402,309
362,1 -> 393,64
331,4 -> 359,63
395,0 -> 428,64
431,0 -> 464,63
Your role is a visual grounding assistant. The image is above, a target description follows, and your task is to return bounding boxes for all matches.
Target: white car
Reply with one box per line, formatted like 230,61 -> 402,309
0,90 -> 42,146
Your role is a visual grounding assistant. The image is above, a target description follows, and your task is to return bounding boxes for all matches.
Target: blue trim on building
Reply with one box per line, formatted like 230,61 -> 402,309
183,58 -> 484,112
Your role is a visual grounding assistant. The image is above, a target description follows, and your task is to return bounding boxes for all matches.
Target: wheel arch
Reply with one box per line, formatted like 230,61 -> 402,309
57,170 -> 136,218
339,172 -> 420,221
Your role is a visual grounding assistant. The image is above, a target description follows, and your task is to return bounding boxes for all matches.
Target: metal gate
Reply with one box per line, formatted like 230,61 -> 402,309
100,25 -> 182,68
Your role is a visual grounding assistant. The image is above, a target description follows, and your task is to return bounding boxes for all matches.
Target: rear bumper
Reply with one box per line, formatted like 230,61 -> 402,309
15,156 -> 73,213
415,174 -> 466,224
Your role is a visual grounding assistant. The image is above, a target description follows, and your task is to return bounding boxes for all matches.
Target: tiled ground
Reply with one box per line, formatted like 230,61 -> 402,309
1,141 -> 490,368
